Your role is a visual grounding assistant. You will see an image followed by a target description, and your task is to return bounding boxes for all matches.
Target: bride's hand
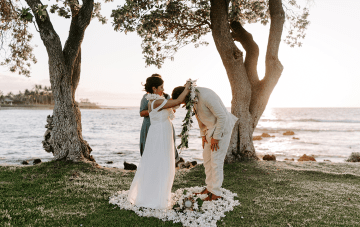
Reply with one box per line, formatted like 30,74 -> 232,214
184,81 -> 191,91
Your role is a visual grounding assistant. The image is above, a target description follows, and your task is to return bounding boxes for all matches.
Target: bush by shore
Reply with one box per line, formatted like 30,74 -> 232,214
1,160 -> 359,226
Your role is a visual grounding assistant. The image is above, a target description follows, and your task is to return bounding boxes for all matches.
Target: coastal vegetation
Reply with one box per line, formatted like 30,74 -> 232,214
111,0 -> 311,162
1,160 -> 359,226
0,86 -> 98,108
0,85 -> 53,105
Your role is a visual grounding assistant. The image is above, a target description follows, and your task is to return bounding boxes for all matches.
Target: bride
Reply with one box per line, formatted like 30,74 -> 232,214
128,76 -> 190,209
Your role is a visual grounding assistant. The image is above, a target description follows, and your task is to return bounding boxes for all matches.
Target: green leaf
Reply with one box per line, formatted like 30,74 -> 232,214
196,198 -> 203,207
183,189 -> 188,195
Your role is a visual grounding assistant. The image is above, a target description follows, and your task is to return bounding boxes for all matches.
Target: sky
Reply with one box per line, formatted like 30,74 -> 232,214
0,0 -> 359,107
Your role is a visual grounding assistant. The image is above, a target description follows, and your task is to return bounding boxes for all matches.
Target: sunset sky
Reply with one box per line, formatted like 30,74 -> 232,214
1,0 -> 359,107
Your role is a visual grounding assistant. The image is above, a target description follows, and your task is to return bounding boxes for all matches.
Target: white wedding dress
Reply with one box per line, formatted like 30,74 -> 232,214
128,98 -> 175,209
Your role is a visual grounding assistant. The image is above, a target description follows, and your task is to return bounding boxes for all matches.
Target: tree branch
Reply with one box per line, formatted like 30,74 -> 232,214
264,0 -> 285,86
63,0 -> 93,69
230,21 -> 260,88
25,0 -> 63,55
249,0 -> 285,126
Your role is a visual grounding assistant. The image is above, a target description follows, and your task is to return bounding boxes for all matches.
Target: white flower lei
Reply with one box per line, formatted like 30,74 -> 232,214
145,93 -> 165,101
177,79 -> 199,151
109,186 -> 241,227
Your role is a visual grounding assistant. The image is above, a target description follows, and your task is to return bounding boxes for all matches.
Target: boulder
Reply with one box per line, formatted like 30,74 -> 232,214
21,160 -> 29,165
253,136 -> 262,141
106,161 -> 113,164
176,157 -> 185,167
298,154 -> 316,162
124,162 -> 137,170
190,161 -> 197,167
346,152 -> 360,162
184,161 -> 191,168
263,155 -> 276,161
116,152 -> 124,155
284,158 -> 294,161
283,131 -> 295,136
33,159 -> 42,165
292,137 -> 300,140
261,133 -> 275,138
323,159 -> 331,162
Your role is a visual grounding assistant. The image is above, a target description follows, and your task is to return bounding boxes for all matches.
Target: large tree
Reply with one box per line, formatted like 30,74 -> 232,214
1,0 -> 107,162
111,0 -> 310,162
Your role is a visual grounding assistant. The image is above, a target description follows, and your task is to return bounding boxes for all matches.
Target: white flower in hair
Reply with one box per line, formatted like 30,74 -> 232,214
145,93 -> 165,101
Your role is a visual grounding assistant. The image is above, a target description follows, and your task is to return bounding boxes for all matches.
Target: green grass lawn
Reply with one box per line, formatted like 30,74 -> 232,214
1,160 -> 359,226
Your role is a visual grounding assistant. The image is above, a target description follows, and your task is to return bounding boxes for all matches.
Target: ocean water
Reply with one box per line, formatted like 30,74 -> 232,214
0,107 -> 359,168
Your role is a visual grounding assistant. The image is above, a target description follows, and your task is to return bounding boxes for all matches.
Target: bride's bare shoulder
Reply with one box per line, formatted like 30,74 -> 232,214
153,99 -> 165,109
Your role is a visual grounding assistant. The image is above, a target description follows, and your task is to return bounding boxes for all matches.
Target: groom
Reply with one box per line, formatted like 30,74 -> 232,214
172,86 -> 238,201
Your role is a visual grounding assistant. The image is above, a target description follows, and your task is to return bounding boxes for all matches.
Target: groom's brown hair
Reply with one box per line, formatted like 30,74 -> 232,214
172,86 -> 189,103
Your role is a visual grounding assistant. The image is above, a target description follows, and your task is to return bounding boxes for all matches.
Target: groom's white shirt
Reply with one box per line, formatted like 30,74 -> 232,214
194,87 -> 238,139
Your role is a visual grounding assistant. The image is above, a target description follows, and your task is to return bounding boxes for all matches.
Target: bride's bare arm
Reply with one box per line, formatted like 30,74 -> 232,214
153,82 -> 191,110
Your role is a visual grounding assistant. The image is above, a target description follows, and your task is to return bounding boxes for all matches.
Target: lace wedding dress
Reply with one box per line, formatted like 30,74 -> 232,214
128,98 -> 175,209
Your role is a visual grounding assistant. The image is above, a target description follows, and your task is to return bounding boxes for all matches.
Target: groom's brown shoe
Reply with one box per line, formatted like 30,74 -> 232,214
194,188 -> 209,195
204,192 -> 222,201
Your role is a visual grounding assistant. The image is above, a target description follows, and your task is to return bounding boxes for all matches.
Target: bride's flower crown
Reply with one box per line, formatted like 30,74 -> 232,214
145,93 -> 165,101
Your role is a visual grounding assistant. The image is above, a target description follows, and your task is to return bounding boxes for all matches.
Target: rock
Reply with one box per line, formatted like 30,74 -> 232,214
190,161 -> 197,167
106,161 -> 113,164
298,154 -> 316,162
184,161 -> 191,168
292,137 -> 300,140
124,161 -> 137,170
21,160 -> 29,165
253,136 -> 262,141
176,157 -> 185,167
116,152 -> 124,155
283,131 -> 295,136
261,133 -> 275,138
346,152 -> 360,162
89,155 -> 95,162
263,154 -> 276,161
284,158 -> 294,161
324,159 -> 331,162
33,159 -> 41,165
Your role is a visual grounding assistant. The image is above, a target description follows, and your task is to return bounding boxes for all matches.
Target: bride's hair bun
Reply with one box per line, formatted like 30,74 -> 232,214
144,76 -> 164,94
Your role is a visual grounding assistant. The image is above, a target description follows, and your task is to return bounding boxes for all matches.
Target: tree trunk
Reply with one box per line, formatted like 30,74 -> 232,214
210,0 -> 257,162
45,49 -> 93,161
210,0 -> 285,163
26,0 -> 95,162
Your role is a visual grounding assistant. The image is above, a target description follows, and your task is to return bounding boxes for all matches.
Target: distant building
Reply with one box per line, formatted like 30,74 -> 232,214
0,97 -> 13,105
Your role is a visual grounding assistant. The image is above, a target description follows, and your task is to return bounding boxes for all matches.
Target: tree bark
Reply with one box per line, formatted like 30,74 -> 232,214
210,0 -> 285,162
26,0 -> 95,162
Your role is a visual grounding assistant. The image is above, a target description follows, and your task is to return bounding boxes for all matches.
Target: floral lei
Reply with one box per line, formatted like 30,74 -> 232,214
177,79 -> 199,151
145,93 -> 165,101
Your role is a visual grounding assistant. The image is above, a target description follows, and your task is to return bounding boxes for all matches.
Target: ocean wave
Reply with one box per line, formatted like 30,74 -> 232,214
260,118 -> 360,124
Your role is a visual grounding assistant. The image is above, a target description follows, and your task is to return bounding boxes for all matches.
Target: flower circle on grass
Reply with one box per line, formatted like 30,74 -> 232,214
109,186 -> 240,227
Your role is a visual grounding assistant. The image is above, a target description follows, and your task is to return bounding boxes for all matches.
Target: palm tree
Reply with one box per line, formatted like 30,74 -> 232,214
24,89 -> 30,104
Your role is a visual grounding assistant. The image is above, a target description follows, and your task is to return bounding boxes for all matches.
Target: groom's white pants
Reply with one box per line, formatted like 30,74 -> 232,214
203,130 -> 232,196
